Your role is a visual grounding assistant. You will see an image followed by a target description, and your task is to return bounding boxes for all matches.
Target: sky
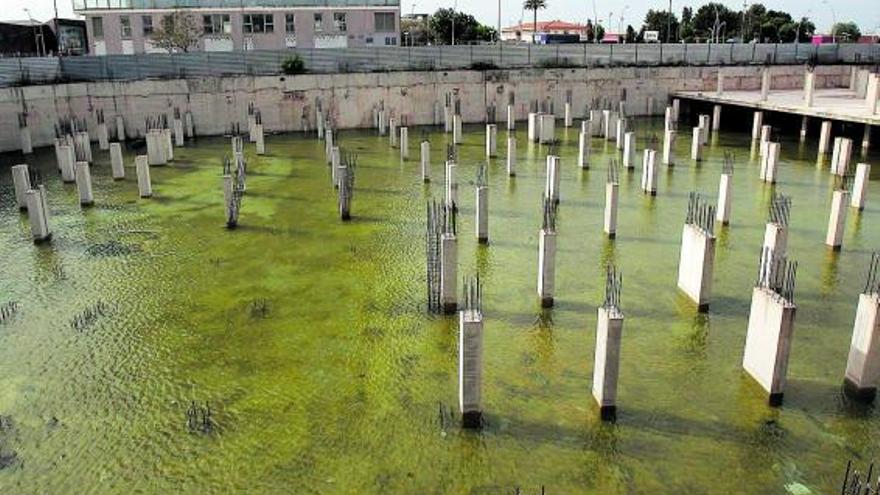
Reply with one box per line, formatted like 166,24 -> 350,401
1,0 -> 877,35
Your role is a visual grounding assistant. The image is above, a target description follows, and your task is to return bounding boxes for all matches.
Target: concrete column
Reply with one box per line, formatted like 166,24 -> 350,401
136,155 -> 152,198
538,229 -> 556,308
400,127 -> 409,160
716,172 -> 732,226
506,136 -> 517,176
420,140 -> 430,183
317,110 -> 325,139
868,74 -> 879,115
389,118 -> 398,147
443,106 -> 451,133
761,68 -> 771,101
331,146 -> 341,187
593,305 -> 624,420
20,127 -> 32,155
459,307 -> 483,427
527,112 -> 538,142
544,156 -> 561,203
743,286 -> 797,406
672,99 -> 680,121
590,110 -> 602,137
115,115 -> 126,141
578,129 -> 590,169
564,102 -> 573,128
440,233 -> 457,313
691,127 -> 703,161
845,293 -> 880,401
641,149 -> 658,196
162,128 -> 173,162
59,144 -> 75,183
615,117 -> 627,150
476,185 -> 488,244
445,161 -> 458,210
11,164 -> 30,210
751,111 -> 763,141
804,70 -> 816,108
604,181 -> 618,238
223,174 -> 234,221
712,105 -> 722,131
699,114 -> 710,144
716,70 -> 724,96
852,163 -> 871,210
759,125 -> 772,159
863,126 -> 872,152
818,121 -> 832,155
377,110 -> 386,136
763,222 -> 788,260
77,131 -> 93,163
324,129 -> 333,164
507,104 -> 515,131
184,112 -> 194,139
248,114 -> 257,142
255,124 -> 265,155
826,189 -> 849,250
97,122 -> 109,151
146,131 -> 161,165
677,224 -> 716,312
849,66 -> 858,91
539,114 -> 556,144
604,111 -> 617,141
174,118 -> 184,147
75,161 -> 94,206
453,115 -> 463,145
110,143 -> 125,180
621,132 -> 635,170
831,137 -> 852,176
662,129 -> 676,166
664,106 -> 674,132
485,124 -> 497,158
800,116 -> 809,142
761,142 -> 780,184
25,186 -> 51,243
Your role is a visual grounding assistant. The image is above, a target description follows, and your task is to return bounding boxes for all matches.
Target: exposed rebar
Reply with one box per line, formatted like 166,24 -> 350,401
756,247 -> 798,303
864,253 -> 880,296
685,192 -> 715,236
607,158 -> 619,184
722,152 -> 735,176
602,264 -> 622,311
462,274 -> 482,315
768,193 -> 791,227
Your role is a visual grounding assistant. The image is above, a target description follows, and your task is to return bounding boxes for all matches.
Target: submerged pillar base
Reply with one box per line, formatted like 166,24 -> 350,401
461,411 -> 482,429
442,303 -> 457,314
843,378 -> 877,403
540,297 -> 554,308
768,393 -> 784,408
599,405 -> 617,422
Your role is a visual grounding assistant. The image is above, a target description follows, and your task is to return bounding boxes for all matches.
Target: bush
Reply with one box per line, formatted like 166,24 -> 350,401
281,55 -> 306,75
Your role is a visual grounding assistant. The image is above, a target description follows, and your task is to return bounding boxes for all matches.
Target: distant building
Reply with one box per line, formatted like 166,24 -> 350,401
72,0 -> 401,55
501,20 -> 588,43
0,19 -> 88,57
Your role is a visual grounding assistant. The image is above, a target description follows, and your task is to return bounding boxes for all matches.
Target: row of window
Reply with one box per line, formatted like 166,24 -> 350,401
92,12 -> 396,38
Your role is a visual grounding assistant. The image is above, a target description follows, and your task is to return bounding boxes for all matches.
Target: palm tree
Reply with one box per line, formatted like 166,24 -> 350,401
523,0 -> 547,44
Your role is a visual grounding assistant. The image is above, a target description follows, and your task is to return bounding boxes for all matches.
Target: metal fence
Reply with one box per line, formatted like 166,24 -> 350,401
1,43 -> 878,87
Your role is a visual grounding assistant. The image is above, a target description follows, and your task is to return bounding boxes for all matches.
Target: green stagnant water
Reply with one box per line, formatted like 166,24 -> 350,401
0,116 -> 879,494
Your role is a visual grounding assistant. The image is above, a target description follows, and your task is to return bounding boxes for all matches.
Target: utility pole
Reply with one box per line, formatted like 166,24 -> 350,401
497,0 -> 501,43
667,0 -> 672,43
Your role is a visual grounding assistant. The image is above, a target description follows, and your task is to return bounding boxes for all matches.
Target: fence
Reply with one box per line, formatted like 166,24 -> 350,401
1,43 -> 878,88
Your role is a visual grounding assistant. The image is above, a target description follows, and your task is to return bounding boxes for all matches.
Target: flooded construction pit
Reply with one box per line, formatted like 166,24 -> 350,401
1,116 -> 879,494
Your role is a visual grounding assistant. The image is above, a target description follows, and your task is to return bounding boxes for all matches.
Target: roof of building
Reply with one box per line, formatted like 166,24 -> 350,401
503,20 -> 587,32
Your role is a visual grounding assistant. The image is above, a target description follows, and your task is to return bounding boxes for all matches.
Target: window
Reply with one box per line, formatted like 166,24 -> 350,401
384,36 -> 398,46
120,16 -> 132,38
285,14 -> 295,33
203,14 -> 231,35
333,13 -> 347,32
92,17 -> 103,38
142,16 -> 153,36
243,14 -> 273,34
374,12 -> 395,32
313,13 -> 323,32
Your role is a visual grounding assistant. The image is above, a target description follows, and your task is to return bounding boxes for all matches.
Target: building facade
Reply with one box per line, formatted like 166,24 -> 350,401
72,0 -> 400,55
500,21 -> 588,43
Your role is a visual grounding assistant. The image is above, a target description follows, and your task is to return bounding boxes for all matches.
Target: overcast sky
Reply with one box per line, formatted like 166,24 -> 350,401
2,0 -> 877,35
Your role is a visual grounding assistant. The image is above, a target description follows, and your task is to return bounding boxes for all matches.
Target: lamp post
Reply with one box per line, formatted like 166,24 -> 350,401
821,0 -> 837,43
451,0 -> 458,46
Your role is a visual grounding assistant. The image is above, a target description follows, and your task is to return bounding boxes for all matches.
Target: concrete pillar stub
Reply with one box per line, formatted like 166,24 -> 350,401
761,68 -> 771,101
25,186 -> 51,243
75,161 -> 94,206
507,136 -> 517,176
174,119 -> 185,147
804,70 -> 816,108
852,163 -> 871,210
97,123 -> 109,151
615,117 -> 627,150
712,105 -> 722,131
440,233 -> 457,314
59,145 -> 75,183
717,173 -> 732,225
116,115 -> 126,141
589,110 -> 603,137
527,113 -> 538,142
826,190 -> 849,250
445,161 -> 458,210
761,142 -> 780,184
751,111 -> 763,141
539,114 -> 556,144
110,143 -> 125,180
672,99 -> 680,121
507,104 -> 515,131
743,286 -> 797,406
662,130 -> 676,166
699,114 -> 710,144
593,306 -> 624,420
845,293 -> 880,401
641,149 -> 658,196
578,130 -> 590,169
400,127 -> 409,160
763,222 -> 788,260
818,121 -> 833,155
11,164 -> 30,210
255,124 -> 265,155
676,223 -> 716,311
564,102 -> 573,128
453,115 -> 463,145
476,186 -> 488,243
136,155 -> 152,198
459,309 -> 483,427
485,124 -> 497,158
604,181 -> 619,238
420,141 -> 430,183
691,127 -> 703,161
20,128 -> 32,155
538,229 -> 557,308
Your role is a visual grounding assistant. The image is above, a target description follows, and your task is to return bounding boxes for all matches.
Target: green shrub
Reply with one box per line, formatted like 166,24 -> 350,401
281,55 -> 306,75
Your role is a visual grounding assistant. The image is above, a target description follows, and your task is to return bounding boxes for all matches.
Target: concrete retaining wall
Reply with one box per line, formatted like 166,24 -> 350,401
0,65 -> 854,153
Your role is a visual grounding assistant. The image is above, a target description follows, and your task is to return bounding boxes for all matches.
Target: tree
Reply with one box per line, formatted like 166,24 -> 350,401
692,3 -> 739,42
680,7 -> 695,42
643,9 -> 680,43
401,16 -> 430,46
832,22 -> 861,43
428,8 -> 495,45
625,25 -> 637,44
795,18 -> 816,42
585,19 -> 595,43
523,0 -> 547,44
151,10 -> 200,53
595,24 -> 605,42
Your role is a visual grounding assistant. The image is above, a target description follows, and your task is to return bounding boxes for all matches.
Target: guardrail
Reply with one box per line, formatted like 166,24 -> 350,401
1,43 -> 877,87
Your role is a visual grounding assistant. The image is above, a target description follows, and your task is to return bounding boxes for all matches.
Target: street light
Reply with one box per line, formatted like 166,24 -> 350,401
821,0 -> 837,43
451,0 -> 458,46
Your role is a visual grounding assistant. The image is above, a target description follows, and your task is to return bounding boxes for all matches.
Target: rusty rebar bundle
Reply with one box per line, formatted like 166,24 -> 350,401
768,193 -> 791,227
756,247 -> 798,303
603,264 -> 623,311
685,192 -> 716,236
